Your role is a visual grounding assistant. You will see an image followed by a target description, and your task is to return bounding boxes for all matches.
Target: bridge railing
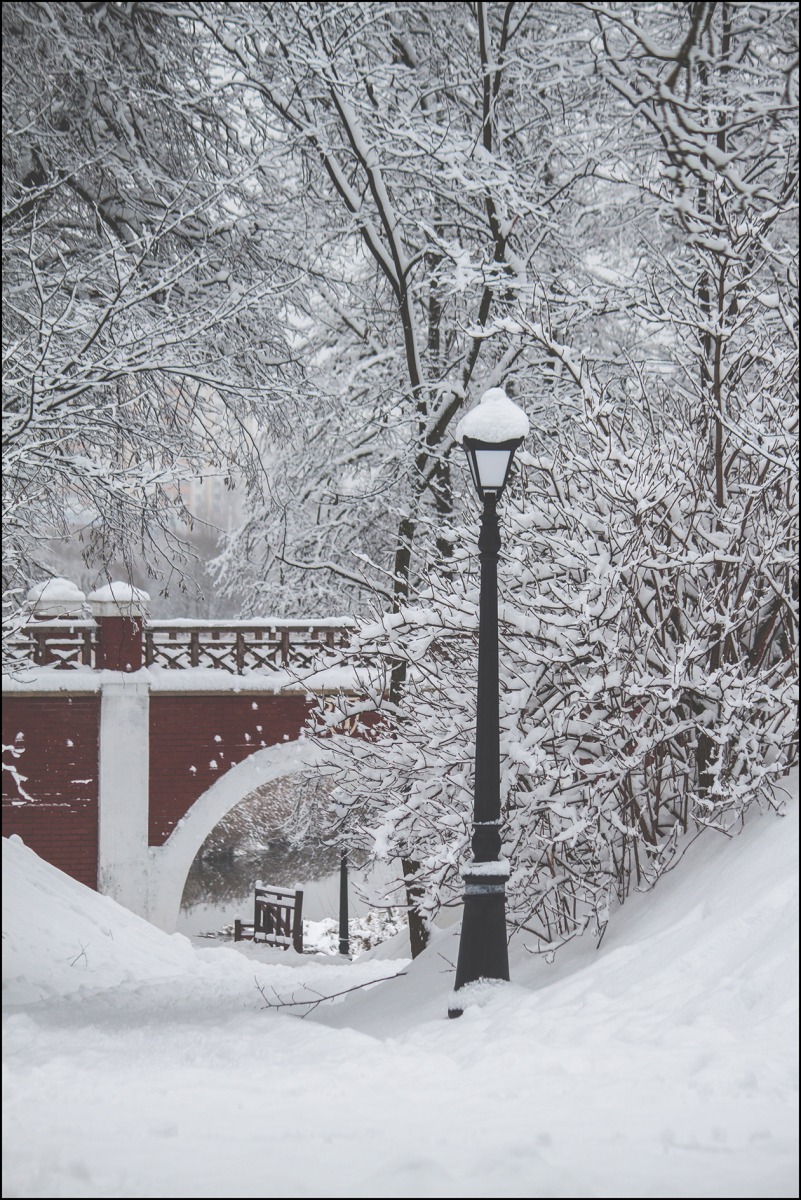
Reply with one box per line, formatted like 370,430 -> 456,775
144,620 -> 354,674
8,619 -> 96,669
8,618 -> 355,675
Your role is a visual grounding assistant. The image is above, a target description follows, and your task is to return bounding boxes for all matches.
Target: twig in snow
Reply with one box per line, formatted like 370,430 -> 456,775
69,943 -> 89,968
255,970 -> 406,1017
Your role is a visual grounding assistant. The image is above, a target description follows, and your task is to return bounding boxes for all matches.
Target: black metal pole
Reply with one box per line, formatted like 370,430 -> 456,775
338,850 -> 350,957
448,493 -> 509,1017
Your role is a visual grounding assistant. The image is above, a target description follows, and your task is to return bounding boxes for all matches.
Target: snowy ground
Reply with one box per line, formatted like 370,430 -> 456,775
3,774 -> 798,1199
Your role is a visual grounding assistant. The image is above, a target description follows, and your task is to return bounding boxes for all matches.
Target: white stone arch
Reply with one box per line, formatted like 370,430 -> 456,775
147,738 -> 327,932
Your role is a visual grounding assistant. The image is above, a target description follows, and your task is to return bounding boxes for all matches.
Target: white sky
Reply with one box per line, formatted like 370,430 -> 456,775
2,771 -> 798,1199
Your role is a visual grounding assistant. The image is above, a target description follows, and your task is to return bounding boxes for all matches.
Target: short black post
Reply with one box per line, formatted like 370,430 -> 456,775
449,493 -> 510,1016
338,850 -> 350,957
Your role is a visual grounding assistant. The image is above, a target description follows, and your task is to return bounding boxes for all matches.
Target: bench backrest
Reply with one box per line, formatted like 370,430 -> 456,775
254,886 -> 303,953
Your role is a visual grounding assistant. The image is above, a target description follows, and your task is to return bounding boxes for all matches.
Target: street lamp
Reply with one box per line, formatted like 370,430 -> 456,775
449,388 -> 529,1018
339,850 -> 350,957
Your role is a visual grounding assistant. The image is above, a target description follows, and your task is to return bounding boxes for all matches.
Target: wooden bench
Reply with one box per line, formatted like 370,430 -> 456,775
234,886 -> 303,953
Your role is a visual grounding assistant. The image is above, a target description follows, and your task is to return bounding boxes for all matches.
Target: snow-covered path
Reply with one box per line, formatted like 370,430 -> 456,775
3,774 -> 798,1198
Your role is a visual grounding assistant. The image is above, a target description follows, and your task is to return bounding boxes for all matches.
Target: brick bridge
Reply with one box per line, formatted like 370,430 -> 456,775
2,584 -> 370,932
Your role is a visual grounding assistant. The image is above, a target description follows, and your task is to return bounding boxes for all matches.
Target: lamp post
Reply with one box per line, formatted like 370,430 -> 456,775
338,850 -> 350,957
448,388 -> 529,1018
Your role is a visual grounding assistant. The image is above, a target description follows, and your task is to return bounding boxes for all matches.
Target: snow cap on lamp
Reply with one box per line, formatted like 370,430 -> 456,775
455,388 -> 529,500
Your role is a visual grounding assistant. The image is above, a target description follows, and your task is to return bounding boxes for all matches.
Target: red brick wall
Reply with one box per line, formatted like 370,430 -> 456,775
148,694 -> 314,845
2,695 -> 100,888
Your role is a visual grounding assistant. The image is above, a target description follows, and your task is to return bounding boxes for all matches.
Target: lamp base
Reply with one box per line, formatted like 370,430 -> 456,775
448,868 -> 510,1018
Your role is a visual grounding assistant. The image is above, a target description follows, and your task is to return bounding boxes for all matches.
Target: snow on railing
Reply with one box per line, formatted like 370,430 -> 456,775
8,617 -> 356,675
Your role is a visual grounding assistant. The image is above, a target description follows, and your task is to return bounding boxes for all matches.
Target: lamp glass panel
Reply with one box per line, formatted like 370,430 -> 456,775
473,448 -> 512,490
465,451 -> 481,494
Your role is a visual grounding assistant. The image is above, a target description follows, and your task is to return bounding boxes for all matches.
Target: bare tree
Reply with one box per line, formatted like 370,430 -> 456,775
195,1 -> 605,614
2,1 -> 300,650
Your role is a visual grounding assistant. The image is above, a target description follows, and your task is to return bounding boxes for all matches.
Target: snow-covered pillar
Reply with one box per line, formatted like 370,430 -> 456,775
25,578 -> 89,665
88,582 -> 149,671
26,577 -> 87,620
97,677 -> 151,919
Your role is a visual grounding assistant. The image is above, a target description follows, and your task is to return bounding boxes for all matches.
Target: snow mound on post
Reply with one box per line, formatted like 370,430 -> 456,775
26,578 -> 85,604
455,387 -> 530,442
2,836 -> 194,1005
87,582 -> 150,604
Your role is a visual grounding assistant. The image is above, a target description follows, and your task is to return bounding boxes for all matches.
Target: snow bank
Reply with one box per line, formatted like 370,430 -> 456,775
2,836 -> 195,1005
326,770 -> 800,1038
1,776 -> 796,1200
